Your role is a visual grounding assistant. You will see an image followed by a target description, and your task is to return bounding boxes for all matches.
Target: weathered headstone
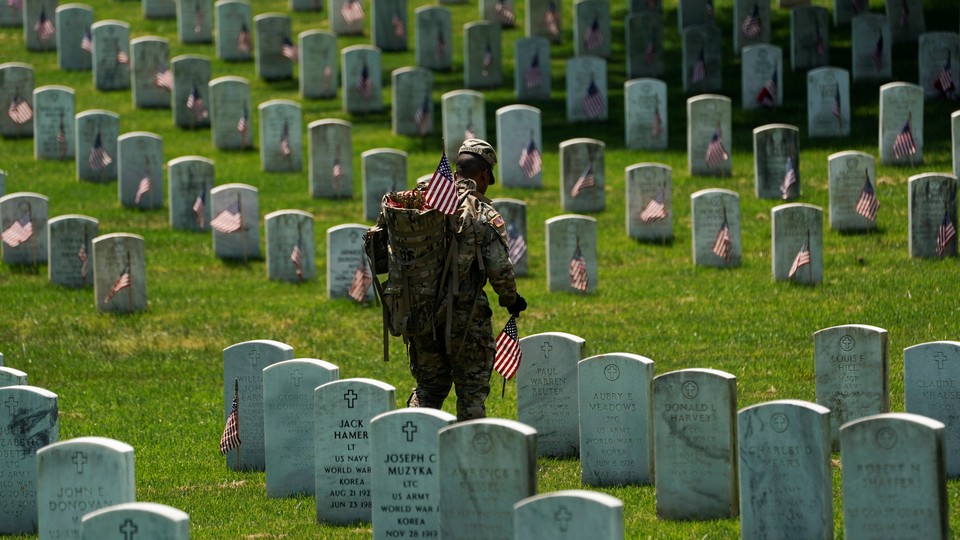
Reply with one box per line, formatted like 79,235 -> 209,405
851,14 -> 892,82
514,36 -> 551,100
177,0 -> 212,43
23,0 -> 58,52
172,55 -> 211,129
75,109 -> 119,182
753,124 -> 800,200
0,366 -> 27,386
438,419 -> 537,540
330,0 -> 365,36
879,82 -> 923,165
144,0 -> 176,19
840,413 -> 947,539
790,6 -> 829,71
222,340 -> 294,471
341,45 -> 383,114
265,210 -> 314,283
117,131 -> 164,210
263,358 -> 339,497
573,0 -> 610,58
518,332 -> 583,457
677,0 -> 713,30
771,203 -> 823,284
490,198 -> 528,275
210,183 -> 260,260
834,0 -> 869,26
92,233 -> 146,313
807,67 -> 850,138
626,163 -> 672,243
904,341 -> 960,477
545,214 -> 597,293
625,78 -> 668,150
654,368 -> 738,520
918,33 -> 959,100
682,24 -> 722,92
738,400 -> 832,540
691,188 -> 741,267
391,67 -> 432,137
0,385 -> 57,534
496,104 -> 541,188
478,0 -> 515,27
37,437 -> 135,540
82,503 -> 189,540
315,378 -> 396,524
292,0 -> 324,11
259,99 -> 301,172
214,0 -> 253,62
0,62 -> 34,139
91,20 -> 131,91
908,173 -> 958,258
560,138 -> 604,213
168,156 -> 214,232
208,76 -> 251,151
514,491 -> 624,539
254,13 -> 295,82
733,0 -> 770,53
0,192 -> 47,266
55,4 -> 94,71
828,150 -> 878,232
687,94 -> 731,177
362,148 -> 406,222
414,5 -> 452,72
579,353 -> 654,486
526,0 -> 562,43
33,85 -> 74,160
741,44 -> 782,111
327,223 -> 374,301
300,30 -> 338,100
130,37 -> 171,109
565,55 -> 607,122
441,89 -> 484,159
371,0 -> 406,51
309,119 -> 353,199
885,0 -> 924,44
814,324 -> 888,448
47,214 -> 97,288
626,14 -> 663,79
464,21 -> 501,89
370,408 -> 456,540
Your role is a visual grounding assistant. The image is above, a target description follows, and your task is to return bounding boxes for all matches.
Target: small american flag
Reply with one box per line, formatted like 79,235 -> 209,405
831,85 -> 842,126
187,85 -> 208,121
584,17 -> 603,50
7,0 -> 21,12
89,132 -> 113,171
780,155 -> 797,199
871,34 -> 884,71
582,80 -> 605,119
340,0 -> 365,25
323,64 -> 333,90
8,95 -> 32,125
893,117 -> 917,160
571,164 -> 595,198
705,128 -> 728,169
281,37 -> 299,61
519,138 -> 542,178
935,54 -> 955,99
494,316 -> 522,380
391,13 -> 405,39
279,121 -> 292,157
193,2 -> 204,33
104,265 -> 131,303
639,189 -> 668,223
435,29 -> 446,61
236,23 -> 251,53
116,49 -> 129,66
332,151 -> 345,190
757,67 -> 778,108
356,64 -> 372,99
524,53 -> 543,89
569,245 -> 588,292
192,191 -> 206,228
77,240 -> 89,280
290,240 -> 304,280
495,0 -> 515,26
348,257 -> 373,302
81,29 -> 93,53
57,121 -> 66,157
692,47 -> 707,84
712,219 -> 732,262
219,384 -> 241,455
506,223 -> 526,264
237,108 -> 249,145
936,211 -> 956,257
740,5 -> 761,39
210,202 -> 242,233
813,22 -> 825,57
34,9 -> 55,41
414,96 -> 431,136
899,0 -> 909,29
425,153 -> 458,215
154,63 -> 173,91
1,212 -> 32,247
855,169 -> 879,221
481,43 -> 493,76
134,172 -> 152,204
850,0 -> 867,14
651,107 -> 664,138
543,1 -> 560,38
645,33 -> 656,65
787,240 -> 810,279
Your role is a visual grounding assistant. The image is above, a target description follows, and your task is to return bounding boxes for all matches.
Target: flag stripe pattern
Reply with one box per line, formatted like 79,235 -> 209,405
519,138 -> 542,178
780,155 -> 797,199
937,212 -> 956,257
494,316 -> 522,380
34,10 -> 55,41
712,220 -> 732,262
211,202 -> 242,233
348,257 -> 372,302
281,37 -> 299,61
936,55 -> 955,98
78,242 -> 89,280
569,245 -> 588,291
220,388 -> 241,455
506,223 -> 527,264
757,68 -> 778,107
705,128 -> 729,169
495,0 -> 515,26
291,242 -> 304,279
80,29 -> 93,53
639,189 -> 668,223
855,170 -> 879,221
193,192 -> 206,228
571,164 -> 595,197
692,48 -> 707,84
741,5 -> 761,39
2,212 -> 32,247
135,174 -> 152,204
582,81 -> 605,119
187,86 -> 208,121
413,96 -> 431,136
425,153 -> 457,215
236,24 -> 251,53
787,241 -> 810,278
154,64 -> 173,91
341,0 -> 365,24
584,18 -> 603,50
89,133 -> 113,171
104,266 -> 131,303
893,118 -> 917,160
8,95 -> 32,124
524,53 -> 542,89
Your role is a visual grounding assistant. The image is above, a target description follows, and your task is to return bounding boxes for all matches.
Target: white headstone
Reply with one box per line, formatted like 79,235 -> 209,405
23,0 -> 58,52
341,45 -> 383,114
496,104 -> 542,188
691,188 -> 741,267
117,131 -> 164,209
414,6 -> 452,72
565,55 -> 607,122
0,192 -> 48,266
491,198 -> 528,275
329,0 -> 365,36
92,233 -> 146,313
560,138 -> 604,213
908,173 -> 957,258
90,20 -> 131,91
753,123 -> 800,200
171,55 -> 211,129
741,44 -> 782,110
130,37 -> 171,109
687,94 -> 732,177
625,78 -> 667,151
75,109 -> 119,182
258,99 -> 302,172
32,85 -> 75,160
254,13 -> 294,82
525,0 -> 562,44
0,366 -> 27,386
514,36 -> 551,100
573,0 -> 611,58
851,14 -> 892,82
81,503 -> 189,540
464,21 -> 501,89
214,0 -> 253,62
918,32 -> 959,100
904,341 -> 960,477
210,183 -> 260,260
733,0 -> 771,53
177,0 -> 212,44
168,156 -> 214,232
518,332 -> 584,457
362,148 -> 407,222
144,0 -> 176,19
828,150 -> 878,232
47,214 -> 97,288
790,6 -> 830,71
300,30 -> 339,100
807,67 -> 850,137
514,491 -> 624,539
682,24 -> 722,92
771,203 -> 823,284
441,89 -> 484,159
545,214 -> 597,293
391,66 -> 432,137
309,119 -> 353,199
0,62 -> 34,139
885,0 -> 924,44
265,210 -> 314,282
208,76 -> 252,151
371,0 -> 407,51
626,162 -> 672,243
55,4 -> 94,71
879,82 -> 923,165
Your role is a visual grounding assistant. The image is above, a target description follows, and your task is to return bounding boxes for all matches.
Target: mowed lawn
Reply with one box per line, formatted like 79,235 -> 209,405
1,0 -> 960,538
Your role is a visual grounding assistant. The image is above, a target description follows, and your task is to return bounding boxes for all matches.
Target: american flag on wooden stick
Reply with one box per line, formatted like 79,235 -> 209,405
756,67 -> 778,108
937,211 -> 956,257
871,34 -> 884,71
78,240 -> 89,280
571,164 -> 595,197
279,121 -> 292,157
582,80 -> 604,119
348,257 -> 373,302
569,245 -> 588,291
192,191 -> 206,228
524,53 -> 543,89
813,21 -> 825,57
34,9 -> 55,41
290,240 -> 304,280
154,63 -> 173,91
651,107 -> 664,138
855,169 -> 879,222
506,223 -> 526,264
434,29 -> 446,61
8,94 -> 32,125
236,23 -> 251,53
425,153 -> 457,215
134,172 -> 152,204
495,0 -> 515,26
281,37 -> 299,61
519,138 -> 542,178
413,96 -> 431,136
211,202 -> 242,234
116,48 -> 129,65
705,128 -> 728,169
104,265 -> 131,303
193,2 -> 204,33
481,43 -> 493,76
639,188 -> 668,223
494,316 -> 522,380
779,155 -> 797,200
583,17 -> 603,50
187,85 -> 208,121
1,212 -> 32,247
89,132 -> 113,171
935,53 -> 955,99
237,108 -> 249,146
712,218 -> 732,262
391,13 -> 405,39
7,0 -> 21,12
692,47 -> 707,84
340,0 -> 364,25
892,117 -> 917,160
831,85 -> 842,126
787,240 -> 810,279
81,29 -> 93,53
356,63 -> 372,99
645,33 -> 656,65
740,4 -> 761,39
220,382 -> 241,455
542,1 -> 560,37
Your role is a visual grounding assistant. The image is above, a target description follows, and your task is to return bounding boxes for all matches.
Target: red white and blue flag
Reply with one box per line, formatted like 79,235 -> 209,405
651,107 -> 664,138
434,29 -> 446,61
705,128 -> 728,169
237,107 -> 249,146
757,67 -> 778,108
135,172 -> 152,204
582,80 -> 604,119
1,212 -> 32,247
341,0 -> 365,25
780,155 -> 797,199
937,212 -> 956,257
855,169 -> 879,221
788,240 -> 810,279
193,2 -> 204,33
740,5 -> 761,39
89,132 -> 113,171
569,245 -> 588,291
8,94 -> 32,124
281,37 -> 299,61
154,63 -> 173,91
524,53 -> 543,89
414,96 -> 431,136
236,23 -> 251,53
712,219 -> 732,262
193,191 -> 206,228
506,223 -> 526,264
482,43 -> 493,76
519,138 -> 542,178
425,153 -> 457,215
495,0 -> 515,26
211,202 -> 242,234
81,28 -> 93,53
584,17 -> 603,50
935,53 -> 955,99
291,240 -> 304,280
348,257 -> 373,302
104,265 -> 131,303
220,384 -> 241,455
831,85 -> 842,126
571,164 -> 595,198
391,13 -> 405,39
543,1 -> 560,38
279,121 -> 291,157
187,85 -> 208,121
34,9 -> 55,41
494,316 -> 522,380
356,64 -> 372,99
692,47 -> 707,84
639,188 -> 668,223
893,117 -> 917,160
645,33 -> 656,65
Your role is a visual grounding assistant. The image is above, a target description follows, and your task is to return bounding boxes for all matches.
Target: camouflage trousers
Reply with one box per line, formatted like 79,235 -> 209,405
407,305 -> 495,421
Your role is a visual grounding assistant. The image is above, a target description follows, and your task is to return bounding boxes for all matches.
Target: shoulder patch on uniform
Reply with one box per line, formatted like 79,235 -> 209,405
492,215 -> 505,228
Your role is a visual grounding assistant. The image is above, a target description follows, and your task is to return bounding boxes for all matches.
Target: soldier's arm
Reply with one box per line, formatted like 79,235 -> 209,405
480,211 -> 518,308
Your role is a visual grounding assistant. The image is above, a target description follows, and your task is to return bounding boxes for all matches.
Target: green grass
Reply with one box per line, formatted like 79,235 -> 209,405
2,0 -> 960,538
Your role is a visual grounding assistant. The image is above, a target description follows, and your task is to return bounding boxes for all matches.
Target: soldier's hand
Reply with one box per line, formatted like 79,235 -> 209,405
508,294 -> 527,317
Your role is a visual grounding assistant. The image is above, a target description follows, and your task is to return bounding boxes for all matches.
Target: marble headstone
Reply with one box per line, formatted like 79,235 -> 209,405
91,20 -> 131,91
741,44 -> 782,110
362,148 -> 406,222
23,0 -> 58,52
626,162 -> 672,243
330,0 -> 365,36
573,0 -> 611,58
771,203 -> 823,284
210,183 -> 260,260
371,0 -> 407,51
908,173 -> 957,258
0,192 -> 48,266
904,341 -> 960,477
834,0 -> 869,26
687,94 -> 732,177
254,13 -> 294,82
82,503 -> 188,540
117,131 -> 164,210
518,332 -> 584,457
327,223 -> 374,301
309,120 -> 353,199
92,233 -> 146,313
545,214 -> 597,293
144,0 -> 176,19
496,104 -> 542,188
263,358 -> 339,497
292,0 -> 324,11
441,89 -> 485,159
828,150 -> 878,232
479,0 -> 516,27
0,366 -> 27,386
885,0 -> 924,44
391,67 -> 432,137
168,156 -> 213,232
753,124 -> 800,200
691,188 -> 741,267
514,491 -> 624,539
264,210 -> 314,282
560,138 -> 604,213
172,55 -> 211,129
526,0 -> 562,43
259,99 -> 302,172
414,6 -> 452,72
0,62 -> 34,139
579,353 -> 654,486
177,0 -> 212,44
677,0 -> 713,31
75,109 -> 119,182
214,0 -> 253,62
464,21 -> 501,89
565,55 -> 607,122
682,24 -> 722,92
626,14 -> 664,80
879,82 -> 923,165
918,33 -> 960,100
0,0 -> 19,26
55,4 -> 93,71
47,214 -> 98,288
342,45 -> 383,114
300,30 -> 339,100
315,378 -> 396,524
814,324 -> 889,448
208,76 -> 252,151
514,37 -> 551,100
790,6 -> 830,71
807,67 -> 850,138
491,198 -> 528,275
625,78 -> 668,150
32,85 -> 75,160
733,0 -> 771,53
851,14 -> 892,82
130,37 -> 171,109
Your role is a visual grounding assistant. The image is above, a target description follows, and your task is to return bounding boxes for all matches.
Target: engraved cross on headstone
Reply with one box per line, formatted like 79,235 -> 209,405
249,348 -> 261,367
290,369 -> 303,387
402,420 -> 417,442
554,506 -> 573,533
119,518 -> 138,540
934,352 -> 947,369
541,342 -> 552,358
4,396 -> 18,414
343,389 -> 358,408
72,451 -> 88,474
771,414 -> 788,432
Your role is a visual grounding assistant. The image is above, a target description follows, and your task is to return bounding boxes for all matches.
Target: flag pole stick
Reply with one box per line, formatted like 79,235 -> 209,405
806,230 -> 812,284
722,205 -> 728,267
126,250 -> 134,309
235,378 -> 241,469
501,376 -> 506,399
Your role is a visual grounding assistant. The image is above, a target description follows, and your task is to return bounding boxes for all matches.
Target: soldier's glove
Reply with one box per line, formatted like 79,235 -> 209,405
508,294 -> 527,317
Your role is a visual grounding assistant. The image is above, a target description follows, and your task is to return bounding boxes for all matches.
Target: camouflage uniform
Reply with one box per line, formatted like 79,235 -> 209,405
407,177 -> 517,420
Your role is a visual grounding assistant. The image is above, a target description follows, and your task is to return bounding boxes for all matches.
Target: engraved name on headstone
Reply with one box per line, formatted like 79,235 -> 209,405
518,332 -> 584,457
904,341 -> 960,477
828,150 -> 877,232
